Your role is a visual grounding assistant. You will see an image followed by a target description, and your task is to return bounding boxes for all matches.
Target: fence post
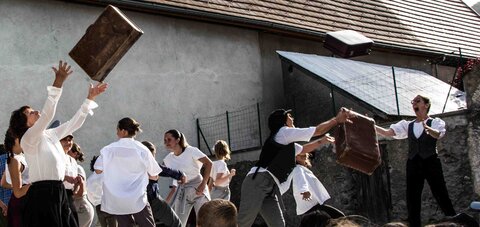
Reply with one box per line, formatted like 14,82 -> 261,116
392,66 -> 400,116
257,103 -> 262,146
330,84 -> 336,117
226,111 -> 231,147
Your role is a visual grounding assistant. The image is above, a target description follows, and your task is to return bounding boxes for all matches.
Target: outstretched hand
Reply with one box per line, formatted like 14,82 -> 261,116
52,60 -> 73,88
335,107 -> 355,124
87,82 -> 108,101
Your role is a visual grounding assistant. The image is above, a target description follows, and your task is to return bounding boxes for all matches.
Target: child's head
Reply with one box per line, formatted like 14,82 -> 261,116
197,199 -> 237,227
296,153 -> 312,168
141,140 -> 156,156
214,140 -> 231,161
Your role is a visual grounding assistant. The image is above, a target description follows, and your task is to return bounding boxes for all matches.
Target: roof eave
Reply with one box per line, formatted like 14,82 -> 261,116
66,0 -> 476,64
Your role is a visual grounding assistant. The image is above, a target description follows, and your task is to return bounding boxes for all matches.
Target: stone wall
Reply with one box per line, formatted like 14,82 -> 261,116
230,111 -> 476,226
464,64 -> 480,196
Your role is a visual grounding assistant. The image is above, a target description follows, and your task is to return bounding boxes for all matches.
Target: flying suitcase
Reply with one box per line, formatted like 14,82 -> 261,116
334,111 -> 381,175
324,30 -> 373,58
69,5 -> 143,82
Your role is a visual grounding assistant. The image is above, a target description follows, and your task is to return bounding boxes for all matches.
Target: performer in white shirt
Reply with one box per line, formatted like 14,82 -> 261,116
9,60 -> 107,227
94,117 -> 162,227
237,108 -> 351,227
280,153 -> 344,218
375,95 -> 456,227
163,129 -> 212,227
208,140 -> 235,200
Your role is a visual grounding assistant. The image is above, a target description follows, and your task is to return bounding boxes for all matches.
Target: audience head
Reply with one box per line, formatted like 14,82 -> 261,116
299,210 -> 331,227
197,199 -> 237,227
214,140 -> 231,161
117,117 -> 141,138
164,129 -> 189,151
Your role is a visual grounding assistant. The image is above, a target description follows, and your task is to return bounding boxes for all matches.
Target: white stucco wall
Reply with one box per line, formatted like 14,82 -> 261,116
0,0 -> 264,161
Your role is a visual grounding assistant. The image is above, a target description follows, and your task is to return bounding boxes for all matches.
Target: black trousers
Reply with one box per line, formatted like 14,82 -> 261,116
406,155 -> 456,227
23,180 -> 78,227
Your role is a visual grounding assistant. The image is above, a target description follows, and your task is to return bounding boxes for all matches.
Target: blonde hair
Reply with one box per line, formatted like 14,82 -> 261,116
214,140 -> 231,161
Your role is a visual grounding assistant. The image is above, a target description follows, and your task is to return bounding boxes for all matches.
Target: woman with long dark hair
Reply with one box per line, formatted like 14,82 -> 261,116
11,60 -> 107,227
1,130 -> 30,227
163,129 -> 212,227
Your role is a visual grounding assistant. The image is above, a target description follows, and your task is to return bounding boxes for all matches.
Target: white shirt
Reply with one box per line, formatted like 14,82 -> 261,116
86,172 -> 103,206
77,165 -> 87,196
21,86 -> 98,183
390,118 -> 446,140
279,165 -> 331,215
64,155 -> 78,190
246,126 -> 316,182
5,153 -> 30,185
163,146 -> 207,182
94,138 -> 162,215
210,160 -> 230,187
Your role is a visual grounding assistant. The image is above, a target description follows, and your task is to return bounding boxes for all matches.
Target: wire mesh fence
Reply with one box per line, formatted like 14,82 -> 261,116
197,103 -> 262,155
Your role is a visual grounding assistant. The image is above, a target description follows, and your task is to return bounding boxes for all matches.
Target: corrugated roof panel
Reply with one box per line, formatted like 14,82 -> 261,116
277,51 -> 466,116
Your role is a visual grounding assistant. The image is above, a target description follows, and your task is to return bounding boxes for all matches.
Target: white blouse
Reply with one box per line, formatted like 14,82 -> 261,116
63,155 -> 78,190
390,118 -> 446,140
5,153 -> 30,185
280,165 -> 331,215
21,86 -> 98,183
86,172 -> 103,206
94,138 -> 162,215
210,160 -> 230,187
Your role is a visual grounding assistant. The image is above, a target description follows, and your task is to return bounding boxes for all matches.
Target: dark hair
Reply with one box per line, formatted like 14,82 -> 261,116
418,95 -> 431,113
268,109 -> 291,136
165,129 -> 189,149
4,129 -> 16,164
71,143 -> 84,162
214,140 -> 231,161
8,106 -> 31,143
118,117 -> 141,137
299,210 -> 331,227
141,141 -> 156,155
90,155 -> 99,172
197,199 -> 237,227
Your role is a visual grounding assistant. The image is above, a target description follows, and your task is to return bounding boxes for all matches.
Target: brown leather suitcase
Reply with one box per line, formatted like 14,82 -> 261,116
69,5 -> 143,82
324,30 -> 373,58
334,111 -> 381,175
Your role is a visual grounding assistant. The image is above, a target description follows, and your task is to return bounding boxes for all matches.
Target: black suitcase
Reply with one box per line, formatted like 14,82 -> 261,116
324,30 -> 374,58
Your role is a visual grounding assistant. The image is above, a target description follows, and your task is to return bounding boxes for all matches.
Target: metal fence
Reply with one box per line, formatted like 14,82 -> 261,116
197,103 -> 263,156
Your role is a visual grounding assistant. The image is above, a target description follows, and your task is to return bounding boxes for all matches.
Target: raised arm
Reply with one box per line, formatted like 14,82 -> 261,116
54,83 -> 107,140
313,107 -> 353,137
22,61 -> 72,147
375,125 -> 396,137
300,134 -> 335,155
